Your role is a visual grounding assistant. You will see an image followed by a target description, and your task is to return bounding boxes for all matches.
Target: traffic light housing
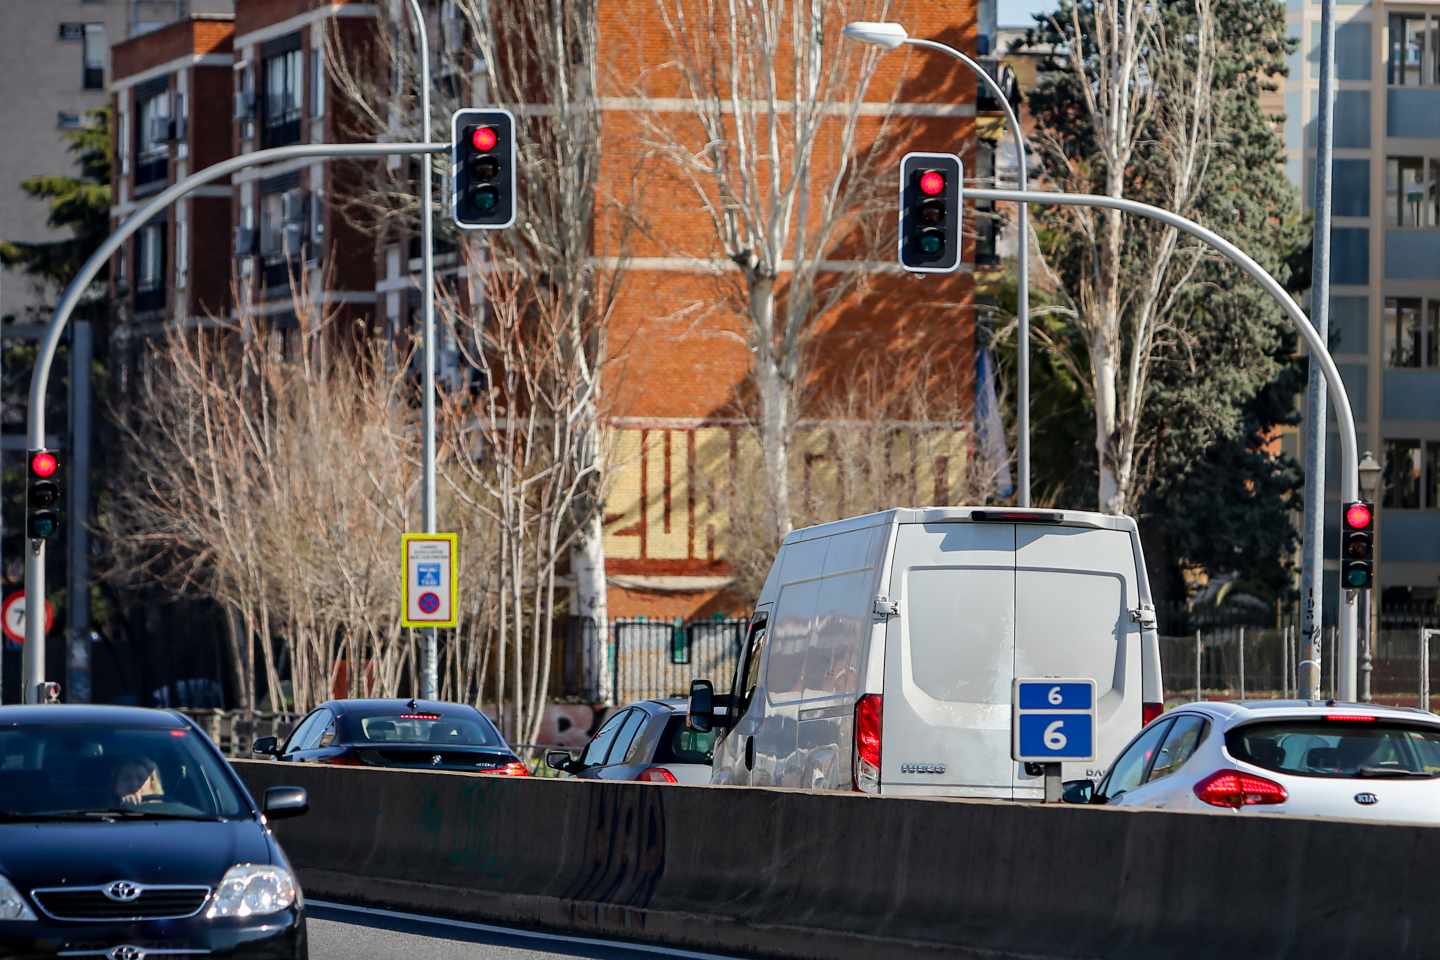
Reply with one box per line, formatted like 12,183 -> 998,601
451,108 -> 515,230
899,152 -> 963,274
26,449 -> 61,541
1341,499 -> 1374,590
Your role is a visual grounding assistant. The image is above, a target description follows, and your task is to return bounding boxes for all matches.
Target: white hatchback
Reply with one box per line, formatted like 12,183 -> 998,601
1064,700 -> 1440,824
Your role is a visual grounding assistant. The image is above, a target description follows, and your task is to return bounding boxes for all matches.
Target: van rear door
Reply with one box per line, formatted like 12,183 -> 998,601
881,521 -> 1016,797
1013,524 -> 1142,795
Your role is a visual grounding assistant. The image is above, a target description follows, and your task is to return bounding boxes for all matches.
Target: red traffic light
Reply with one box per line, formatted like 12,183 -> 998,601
470,126 -> 498,151
29,451 -> 57,479
919,171 -> 945,196
1344,501 -> 1372,529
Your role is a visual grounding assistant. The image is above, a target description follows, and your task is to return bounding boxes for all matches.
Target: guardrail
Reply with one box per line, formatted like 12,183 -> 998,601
234,760 -> 1440,959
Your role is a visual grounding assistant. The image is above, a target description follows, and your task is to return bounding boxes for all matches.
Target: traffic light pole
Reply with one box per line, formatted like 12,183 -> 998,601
404,0 -> 440,701
967,186 -> 1361,698
19,141 -> 446,704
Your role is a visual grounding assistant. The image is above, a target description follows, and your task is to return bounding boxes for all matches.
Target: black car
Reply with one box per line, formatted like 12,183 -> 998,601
253,698 -> 529,776
0,704 -> 309,960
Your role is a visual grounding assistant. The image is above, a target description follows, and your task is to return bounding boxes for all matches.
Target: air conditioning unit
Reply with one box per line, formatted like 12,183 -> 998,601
283,222 -> 304,257
234,226 -> 256,257
149,115 -> 176,144
310,196 -> 325,245
281,188 -> 308,224
233,89 -> 255,120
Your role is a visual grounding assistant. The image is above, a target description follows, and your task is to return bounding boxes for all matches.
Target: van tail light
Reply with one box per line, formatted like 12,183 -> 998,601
1142,702 -> 1163,726
481,761 -> 530,777
638,767 -> 678,784
853,694 -> 883,793
1193,770 -> 1288,808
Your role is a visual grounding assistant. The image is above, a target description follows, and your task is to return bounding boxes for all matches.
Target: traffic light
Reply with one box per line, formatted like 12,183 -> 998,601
1341,499 -> 1374,590
899,152 -> 963,274
26,449 -> 61,541
451,108 -> 515,230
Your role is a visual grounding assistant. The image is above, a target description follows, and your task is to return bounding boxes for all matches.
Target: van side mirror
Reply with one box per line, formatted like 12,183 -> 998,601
545,750 -> 575,773
1061,779 -> 1095,804
252,736 -> 279,757
688,679 -> 714,733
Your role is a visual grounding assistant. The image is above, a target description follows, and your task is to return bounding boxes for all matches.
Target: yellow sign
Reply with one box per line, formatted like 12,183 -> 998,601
401,532 -> 459,629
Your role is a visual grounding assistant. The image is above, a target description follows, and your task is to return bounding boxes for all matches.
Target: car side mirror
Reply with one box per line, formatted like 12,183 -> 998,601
545,750 -> 575,773
263,786 -> 308,819
252,736 -> 279,757
688,679 -> 714,733
1061,779 -> 1095,804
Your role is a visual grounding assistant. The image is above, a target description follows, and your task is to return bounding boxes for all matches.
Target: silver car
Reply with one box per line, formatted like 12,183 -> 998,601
1063,700 -> 1440,824
546,698 -> 717,784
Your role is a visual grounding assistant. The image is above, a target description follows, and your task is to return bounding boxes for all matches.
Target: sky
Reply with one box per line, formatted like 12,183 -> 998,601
998,0 -> 1050,28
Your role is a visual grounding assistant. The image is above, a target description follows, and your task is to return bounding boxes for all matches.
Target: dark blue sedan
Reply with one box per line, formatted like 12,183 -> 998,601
0,705 -> 309,959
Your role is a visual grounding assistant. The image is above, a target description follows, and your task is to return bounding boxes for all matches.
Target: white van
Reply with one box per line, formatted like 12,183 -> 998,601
687,507 -> 1164,799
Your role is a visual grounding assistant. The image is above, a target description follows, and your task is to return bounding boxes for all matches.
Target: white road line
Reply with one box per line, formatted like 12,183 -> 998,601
307,899 -> 739,960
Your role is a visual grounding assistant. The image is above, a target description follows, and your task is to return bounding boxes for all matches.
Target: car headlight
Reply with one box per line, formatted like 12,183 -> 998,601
0,874 -> 37,921
206,864 -> 297,919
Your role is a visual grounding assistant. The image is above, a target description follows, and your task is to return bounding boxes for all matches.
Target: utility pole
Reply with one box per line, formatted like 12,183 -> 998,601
1298,0 -> 1341,700
66,321 -> 92,703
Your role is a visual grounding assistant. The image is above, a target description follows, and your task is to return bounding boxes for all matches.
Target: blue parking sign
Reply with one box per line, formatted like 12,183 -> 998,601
417,562 -> 441,586
1012,678 -> 1097,763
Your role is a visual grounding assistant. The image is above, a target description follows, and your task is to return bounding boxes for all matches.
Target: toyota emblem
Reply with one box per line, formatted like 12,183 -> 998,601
1354,792 -> 1379,806
103,881 -> 142,902
431,754 -> 443,766
108,947 -> 144,960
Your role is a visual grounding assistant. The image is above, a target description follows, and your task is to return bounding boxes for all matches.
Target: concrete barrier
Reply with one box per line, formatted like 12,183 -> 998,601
236,760 -> 1440,959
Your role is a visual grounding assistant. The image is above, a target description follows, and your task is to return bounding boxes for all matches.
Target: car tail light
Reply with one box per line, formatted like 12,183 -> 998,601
1193,769 -> 1288,808
853,694 -> 883,793
324,754 -> 363,766
1142,702 -> 1163,726
1325,714 -> 1376,722
638,767 -> 678,784
480,761 -> 530,777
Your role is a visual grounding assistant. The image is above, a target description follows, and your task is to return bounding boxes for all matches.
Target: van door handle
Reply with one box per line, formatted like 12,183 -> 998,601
744,736 -> 755,771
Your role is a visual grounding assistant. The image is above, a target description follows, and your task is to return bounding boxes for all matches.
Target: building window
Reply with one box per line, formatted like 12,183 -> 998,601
261,40 -> 303,148
1386,157 -> 1440,227
1385,297 -> 1440,368
82,23 -> 105,89
135,84 -> 171,186
1389,13 -> 1440,86
1384,439 -> 1440,510
135,221 -> 166,312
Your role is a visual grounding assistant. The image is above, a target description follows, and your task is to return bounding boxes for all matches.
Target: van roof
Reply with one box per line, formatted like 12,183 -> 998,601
782,506 -> 1137,544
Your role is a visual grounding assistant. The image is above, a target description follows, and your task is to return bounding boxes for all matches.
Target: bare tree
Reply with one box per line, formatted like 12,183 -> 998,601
641,0 -> 900,540
1025,0 -> 1219,514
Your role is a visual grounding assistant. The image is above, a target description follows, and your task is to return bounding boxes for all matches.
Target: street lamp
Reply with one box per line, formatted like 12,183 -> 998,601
1358,450 -> 1384,702
844,21 -> 1032,507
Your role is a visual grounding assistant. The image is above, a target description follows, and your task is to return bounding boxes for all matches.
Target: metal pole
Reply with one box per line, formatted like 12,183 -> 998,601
1360,590 -> 1373,702
967,187 -> 1362,692
904,38 -> 1030,505
1298,0 -> 1341,704
66,321 -> 92,703
19,141 -> 445,703
1195,628 -> 1201,701
1364,488 -> 1382,702
1239,626 -> 1246,700
404,0 -> 440,701
1421,627 -> 1430,712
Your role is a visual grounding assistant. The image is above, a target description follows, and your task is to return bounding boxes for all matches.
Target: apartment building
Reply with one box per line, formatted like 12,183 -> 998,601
109,14 -> 235,329
1,0 -> 231,321
1283,1 -> 1440,606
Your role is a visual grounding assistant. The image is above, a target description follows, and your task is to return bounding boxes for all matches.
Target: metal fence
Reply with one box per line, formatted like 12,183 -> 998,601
610,617 -> 747,704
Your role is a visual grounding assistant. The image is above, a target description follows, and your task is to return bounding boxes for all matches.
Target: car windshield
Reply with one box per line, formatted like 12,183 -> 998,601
653,716 -> 717,765
1227,719 -> 1440,779
0,723 -> 248,820
351,712 -> 502,747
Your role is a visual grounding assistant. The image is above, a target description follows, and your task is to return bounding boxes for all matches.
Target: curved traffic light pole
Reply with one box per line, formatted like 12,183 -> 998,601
19,141 -> 446,704
970,186 -> 1360,701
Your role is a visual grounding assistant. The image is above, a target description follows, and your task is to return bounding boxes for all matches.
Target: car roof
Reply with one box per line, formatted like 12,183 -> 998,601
320,698 -> 483,718
1166,700 -> 1440,725
0,704 -> 187,727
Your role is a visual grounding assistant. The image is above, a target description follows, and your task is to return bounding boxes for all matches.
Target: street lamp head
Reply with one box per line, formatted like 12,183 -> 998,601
1358,451 -> 1383,500
843,21 -> 909,49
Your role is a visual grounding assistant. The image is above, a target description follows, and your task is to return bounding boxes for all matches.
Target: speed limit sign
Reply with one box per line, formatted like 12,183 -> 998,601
2,591 -> 55,646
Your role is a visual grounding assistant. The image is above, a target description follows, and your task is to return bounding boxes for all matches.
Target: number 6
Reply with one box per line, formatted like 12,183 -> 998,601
1044,720 -> 1067,750
1047,685 -> 1063,705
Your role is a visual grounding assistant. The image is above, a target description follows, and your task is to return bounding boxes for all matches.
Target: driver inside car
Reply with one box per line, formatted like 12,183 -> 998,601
110,754 -> 161,806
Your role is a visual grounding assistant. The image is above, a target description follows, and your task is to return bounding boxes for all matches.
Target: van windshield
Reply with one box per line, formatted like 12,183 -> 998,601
1226,719 -> 1440,779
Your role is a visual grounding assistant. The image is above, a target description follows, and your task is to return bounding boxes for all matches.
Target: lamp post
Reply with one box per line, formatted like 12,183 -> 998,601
1358,450 -> 1383,702
843,21 -> 1032,507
